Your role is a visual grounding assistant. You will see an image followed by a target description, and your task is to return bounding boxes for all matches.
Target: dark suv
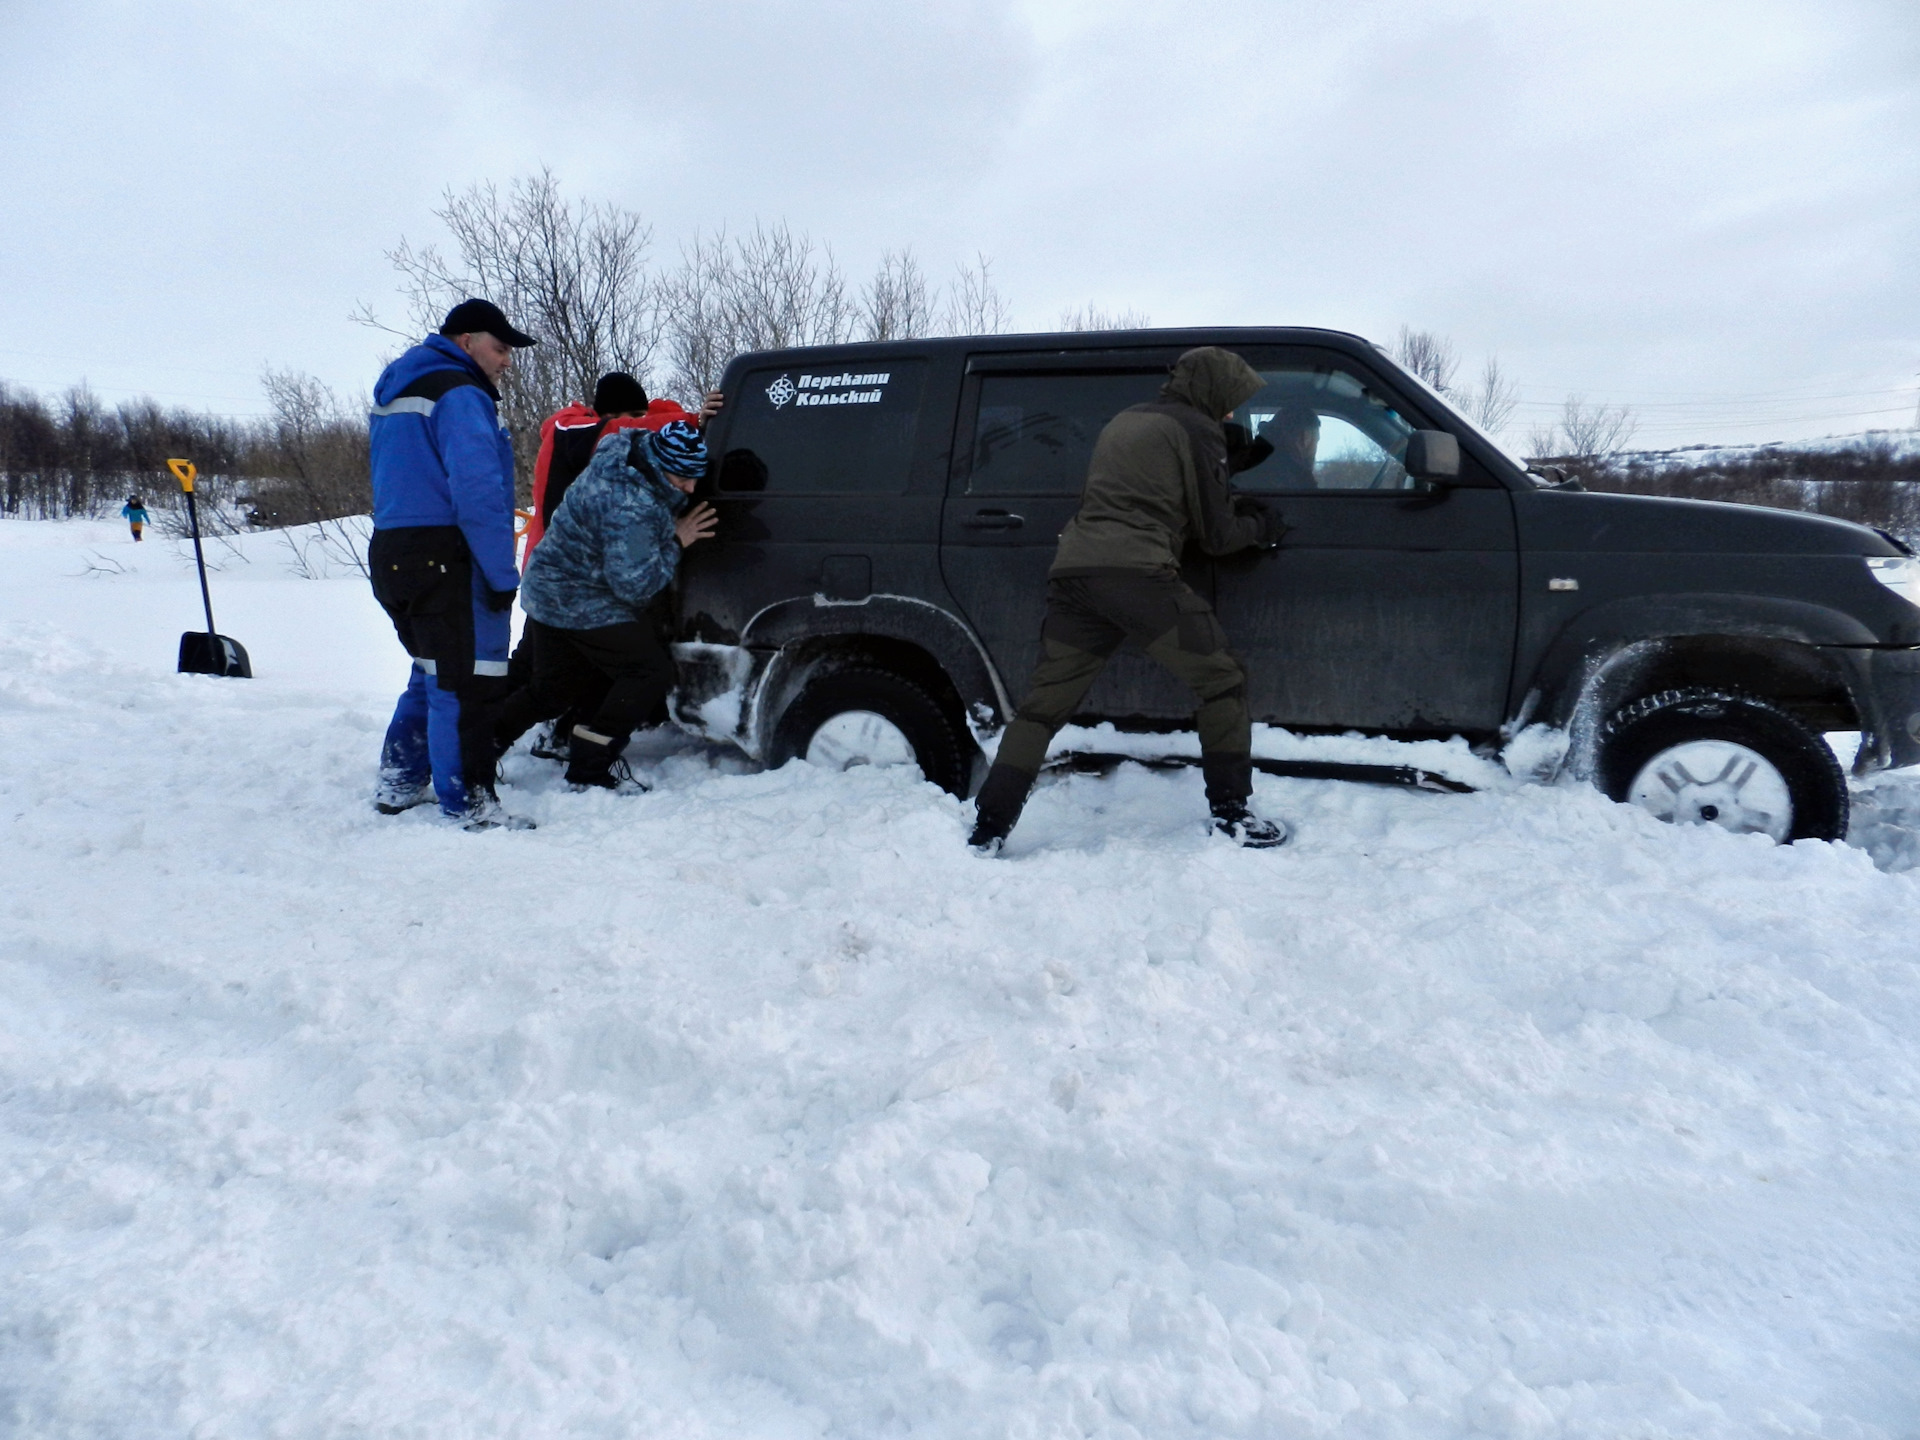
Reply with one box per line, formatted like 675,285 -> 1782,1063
670,327 -> 1920,842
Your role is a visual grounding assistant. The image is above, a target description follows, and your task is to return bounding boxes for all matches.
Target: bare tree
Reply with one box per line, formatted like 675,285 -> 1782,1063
359,172 -> 1022,437
253,368 -> 373,576
942,254 -> 1014,337
861,249 -> 939,341
658,222 -> 855,401
355,168 -> 662,484
1463,355 -> 1519,435
1393,326 -> 1459,396
1525,422 -> 1562,461
1058,304 -> 1151,332
1556,394 -> 1638,459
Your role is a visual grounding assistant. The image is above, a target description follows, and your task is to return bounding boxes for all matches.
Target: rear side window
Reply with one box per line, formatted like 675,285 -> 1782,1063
966,370 -> 1166,495
718,360 -> 926,493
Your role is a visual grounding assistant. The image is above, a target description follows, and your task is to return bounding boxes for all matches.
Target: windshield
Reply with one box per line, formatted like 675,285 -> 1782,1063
1372,345 -> 1533,475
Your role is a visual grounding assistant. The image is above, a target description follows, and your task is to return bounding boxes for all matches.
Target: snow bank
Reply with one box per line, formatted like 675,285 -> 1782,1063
1620,427 -> 1920,470
5,518 -> 1920,1437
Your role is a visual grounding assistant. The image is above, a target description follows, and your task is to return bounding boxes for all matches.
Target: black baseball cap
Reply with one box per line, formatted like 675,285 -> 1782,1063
439,298 -> 537,348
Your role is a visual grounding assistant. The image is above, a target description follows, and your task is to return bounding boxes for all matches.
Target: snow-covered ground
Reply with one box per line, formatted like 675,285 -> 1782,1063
5,517 -> 1920,1438
1619,426 -> 1920,470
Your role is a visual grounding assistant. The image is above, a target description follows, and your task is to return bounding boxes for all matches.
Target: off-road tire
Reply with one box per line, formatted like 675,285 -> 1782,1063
1595,687 -> 1848,842
772,665 -> 972,797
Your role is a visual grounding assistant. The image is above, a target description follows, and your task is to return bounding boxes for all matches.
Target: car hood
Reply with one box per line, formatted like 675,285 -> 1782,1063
1521,488 -> 1907,557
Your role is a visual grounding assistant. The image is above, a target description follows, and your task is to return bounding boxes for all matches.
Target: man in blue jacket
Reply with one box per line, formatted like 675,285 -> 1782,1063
499,421 -> 717,791
367,297 -> 537,829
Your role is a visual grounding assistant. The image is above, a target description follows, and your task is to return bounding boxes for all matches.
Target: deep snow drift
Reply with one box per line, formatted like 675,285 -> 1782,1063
4,517 -> 1920,1438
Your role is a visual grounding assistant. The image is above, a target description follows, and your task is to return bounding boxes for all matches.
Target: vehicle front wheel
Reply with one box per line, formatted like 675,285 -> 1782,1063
771,665 -> 973,796
1595,687 -> 1848,843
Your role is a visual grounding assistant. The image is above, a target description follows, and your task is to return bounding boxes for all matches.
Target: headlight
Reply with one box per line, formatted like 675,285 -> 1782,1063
1866,555 -> 1920,609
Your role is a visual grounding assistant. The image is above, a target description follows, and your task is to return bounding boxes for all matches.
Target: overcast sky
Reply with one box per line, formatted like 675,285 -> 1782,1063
2,0 -> 1915,447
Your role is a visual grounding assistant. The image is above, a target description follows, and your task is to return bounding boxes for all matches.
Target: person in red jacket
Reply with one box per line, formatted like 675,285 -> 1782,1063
523,374 -> 722,560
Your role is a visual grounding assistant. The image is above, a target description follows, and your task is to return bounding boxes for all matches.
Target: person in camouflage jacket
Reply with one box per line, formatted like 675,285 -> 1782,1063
503,422 -> 717,789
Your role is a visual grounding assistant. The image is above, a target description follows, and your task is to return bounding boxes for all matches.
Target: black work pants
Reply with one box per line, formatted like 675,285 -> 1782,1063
495,617 -> 675,759
996,572 -> 1253,808
502,629 -> 611,746
369,525 -> 510,804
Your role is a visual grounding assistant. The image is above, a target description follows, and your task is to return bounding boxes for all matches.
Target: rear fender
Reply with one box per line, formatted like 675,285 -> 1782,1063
734,594 -> 1010,759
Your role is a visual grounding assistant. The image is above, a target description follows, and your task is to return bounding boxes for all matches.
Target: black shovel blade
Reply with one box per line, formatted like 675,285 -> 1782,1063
178,632 -> 252,678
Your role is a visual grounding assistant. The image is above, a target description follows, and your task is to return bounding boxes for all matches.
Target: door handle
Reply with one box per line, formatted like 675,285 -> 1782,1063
963,510 -> 1025,530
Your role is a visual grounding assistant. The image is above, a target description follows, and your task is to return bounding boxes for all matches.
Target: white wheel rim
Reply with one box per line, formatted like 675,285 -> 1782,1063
1626,739 -> 1793,842
804,711 -> 918,772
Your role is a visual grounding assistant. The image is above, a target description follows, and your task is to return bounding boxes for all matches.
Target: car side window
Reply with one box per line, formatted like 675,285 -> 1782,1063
966,370 -> 1166,495
1232,362 -> 1418,492
718,361 -> 926,494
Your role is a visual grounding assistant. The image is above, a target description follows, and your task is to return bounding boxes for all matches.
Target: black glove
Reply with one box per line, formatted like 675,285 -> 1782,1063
482,582 -> 519,612
1223,422 -> 1274,475
1233,496 -> 1288,550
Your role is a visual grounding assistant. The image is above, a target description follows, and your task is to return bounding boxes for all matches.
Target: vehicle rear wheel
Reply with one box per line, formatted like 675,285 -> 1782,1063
1595,687 -> 1848,843
772,665 -> 972,796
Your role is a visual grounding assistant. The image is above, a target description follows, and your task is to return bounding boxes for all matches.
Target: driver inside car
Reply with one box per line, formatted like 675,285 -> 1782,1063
1258,406 -> 1321,489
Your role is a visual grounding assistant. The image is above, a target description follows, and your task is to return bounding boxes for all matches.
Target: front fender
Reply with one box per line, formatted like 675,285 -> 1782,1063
1523,592 -> 1878,727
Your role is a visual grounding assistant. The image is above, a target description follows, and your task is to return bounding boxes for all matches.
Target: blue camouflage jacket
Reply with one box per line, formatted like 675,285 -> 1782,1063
368,334 -> 519,594
519,430 -> 688,631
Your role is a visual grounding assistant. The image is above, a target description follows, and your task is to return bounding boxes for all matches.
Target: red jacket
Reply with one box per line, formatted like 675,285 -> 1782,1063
523,398 -> 699,563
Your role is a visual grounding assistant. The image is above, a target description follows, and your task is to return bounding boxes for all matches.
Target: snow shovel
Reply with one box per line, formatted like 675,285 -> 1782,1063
167,458 -> 251,678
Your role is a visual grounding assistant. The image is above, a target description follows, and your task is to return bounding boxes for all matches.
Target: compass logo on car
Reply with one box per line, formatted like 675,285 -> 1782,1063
766,374 -> 795,408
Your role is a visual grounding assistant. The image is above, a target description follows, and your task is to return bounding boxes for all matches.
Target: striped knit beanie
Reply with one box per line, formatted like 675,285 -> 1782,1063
648,420 -> 708,479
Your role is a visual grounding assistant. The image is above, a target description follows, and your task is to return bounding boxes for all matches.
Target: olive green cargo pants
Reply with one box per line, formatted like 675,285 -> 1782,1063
974,573 -> 1253,840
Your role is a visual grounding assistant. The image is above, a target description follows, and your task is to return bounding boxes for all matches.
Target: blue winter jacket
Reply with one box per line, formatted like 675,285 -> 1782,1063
368,335 -> 519,593
519,430 -> 687,631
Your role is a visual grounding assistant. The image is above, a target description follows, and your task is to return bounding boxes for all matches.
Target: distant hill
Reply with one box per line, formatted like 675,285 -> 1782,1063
1618,428 -> 1920,470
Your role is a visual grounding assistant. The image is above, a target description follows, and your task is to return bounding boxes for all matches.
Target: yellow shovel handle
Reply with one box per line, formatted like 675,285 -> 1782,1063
167,458 -> 198,493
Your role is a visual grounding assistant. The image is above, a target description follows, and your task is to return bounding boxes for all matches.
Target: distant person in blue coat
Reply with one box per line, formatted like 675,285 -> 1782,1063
367,297 -> 537,829
122,495 -> 148,541
496,421 -> 717,791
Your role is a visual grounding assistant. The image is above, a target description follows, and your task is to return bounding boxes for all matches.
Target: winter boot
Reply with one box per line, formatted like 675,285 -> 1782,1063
967,763 -> 1036,855
1209,802 -> 1289,849
564,726 -> 649,794
459,790 -> 536,832
374,775 -> 435,815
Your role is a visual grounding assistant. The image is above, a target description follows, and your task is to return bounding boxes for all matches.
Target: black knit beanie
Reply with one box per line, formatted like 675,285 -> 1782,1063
593,372 -> 649,416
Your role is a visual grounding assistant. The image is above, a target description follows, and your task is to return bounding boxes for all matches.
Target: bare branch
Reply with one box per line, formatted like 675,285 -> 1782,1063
1393,326 -> 1459,396
658,221 -> 855,401
942,254 -> 1013,337
861,249 -> 938,341
1058,304 -> 1151,332
1557,394 -> 1638,459
1464,355 -> 1519,435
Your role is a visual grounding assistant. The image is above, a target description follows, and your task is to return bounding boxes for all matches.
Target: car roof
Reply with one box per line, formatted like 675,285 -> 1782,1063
724,326 -> 1380,370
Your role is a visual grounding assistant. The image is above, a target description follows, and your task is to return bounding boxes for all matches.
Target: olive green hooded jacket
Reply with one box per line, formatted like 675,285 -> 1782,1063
1051,346 -> 1269,576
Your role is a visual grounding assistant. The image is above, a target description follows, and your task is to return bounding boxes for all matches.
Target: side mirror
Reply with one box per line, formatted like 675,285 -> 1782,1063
1404,430 -> 1460,481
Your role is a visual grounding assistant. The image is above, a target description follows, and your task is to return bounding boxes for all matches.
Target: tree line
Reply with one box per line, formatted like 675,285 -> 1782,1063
0,375 -> 369,533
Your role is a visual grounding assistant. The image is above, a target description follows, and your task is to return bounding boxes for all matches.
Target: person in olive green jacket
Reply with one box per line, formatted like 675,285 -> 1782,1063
969,346 -> 1291,853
